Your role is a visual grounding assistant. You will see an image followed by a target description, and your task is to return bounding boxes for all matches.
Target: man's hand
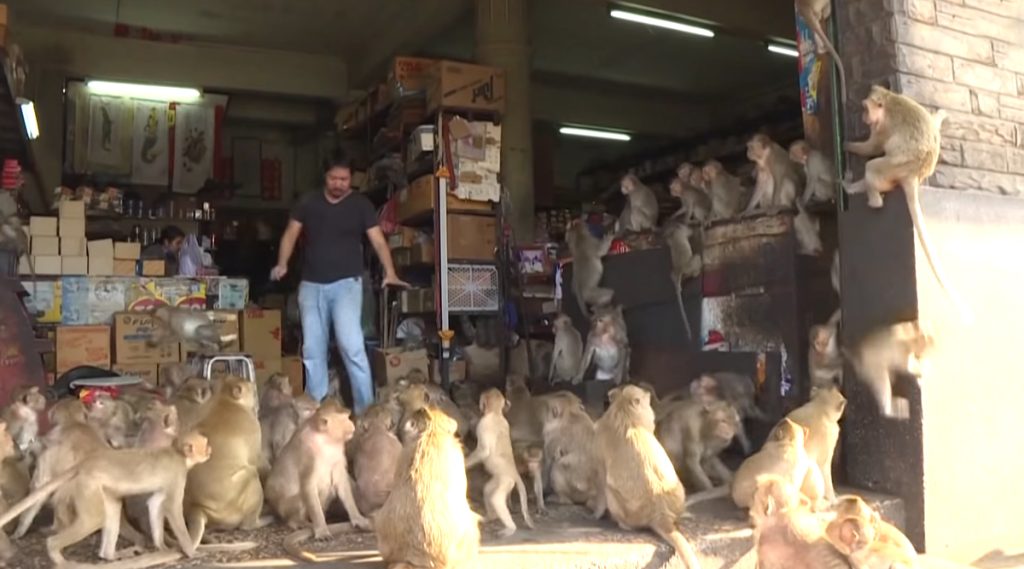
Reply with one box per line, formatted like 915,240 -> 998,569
270,265 -> 288,281
382,272 -> 410,289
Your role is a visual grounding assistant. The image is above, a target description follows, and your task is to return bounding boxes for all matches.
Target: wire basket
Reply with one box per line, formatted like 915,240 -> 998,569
447,263 -> 499,312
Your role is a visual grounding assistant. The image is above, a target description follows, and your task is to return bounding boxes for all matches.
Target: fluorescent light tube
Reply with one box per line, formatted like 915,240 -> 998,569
610,9 -> 714,38
17,99 -> 39,140
767,43 -> 799,57
560,127 -> 631,141
87,80 -> 202,102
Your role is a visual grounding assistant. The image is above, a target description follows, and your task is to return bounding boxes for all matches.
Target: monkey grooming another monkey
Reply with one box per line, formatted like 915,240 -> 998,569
351,404 -> 401,515
656,397 -> 740,492
576,304 -> 630,384
702,161 -> 745,220
746,134 -> 803,214
828,494 -> 917,565
751,475 -> 851,569
781,384 -> 847,502
566,219 -> 615,317
149,306 -> 237,353
828,514 -> 917,569
596,385 -> 702,569
789,139 -> 837,204
375,407 -> 481,569
844,320 -> 934,420
2,385 -> 46,463
549,314 -> 583,384
539,393 -> 604,516
843,85 -> 971,320
795,0 -> 849,104
617,174 -> 659,234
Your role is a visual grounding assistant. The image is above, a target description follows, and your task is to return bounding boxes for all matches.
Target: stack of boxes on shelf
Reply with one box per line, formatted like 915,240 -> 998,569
23,202 -> 147,277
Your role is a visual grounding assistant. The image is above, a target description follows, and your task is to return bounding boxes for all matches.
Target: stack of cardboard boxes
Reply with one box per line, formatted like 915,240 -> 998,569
23,202 -> 149,277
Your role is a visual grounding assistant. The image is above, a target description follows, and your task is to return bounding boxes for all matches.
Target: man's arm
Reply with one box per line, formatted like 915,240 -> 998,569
271,220 -> 303,280
366,226 -> 409,288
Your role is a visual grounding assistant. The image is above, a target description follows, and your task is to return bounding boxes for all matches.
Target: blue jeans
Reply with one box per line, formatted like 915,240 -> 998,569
298,277 -> 373,414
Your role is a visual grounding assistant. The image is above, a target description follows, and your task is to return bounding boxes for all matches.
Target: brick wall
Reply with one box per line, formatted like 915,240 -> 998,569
841,0 -> 1024,196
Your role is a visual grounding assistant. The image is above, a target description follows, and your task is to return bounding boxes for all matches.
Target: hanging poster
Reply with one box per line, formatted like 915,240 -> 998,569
87,96 -> 132,173
172,104 -> 215,193
131,101 -> 170,186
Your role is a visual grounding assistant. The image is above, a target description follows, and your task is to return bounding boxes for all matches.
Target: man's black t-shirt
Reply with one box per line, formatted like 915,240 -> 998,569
290,191 -> 378,284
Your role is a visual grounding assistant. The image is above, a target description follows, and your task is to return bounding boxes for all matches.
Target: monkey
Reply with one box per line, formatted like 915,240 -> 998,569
566,218 -> 615,317
828,514 -> 917,569
575,304 -> 630,384
843,86 -> 971,321
2,385 -> 47,463
661,220 -> 700,341
0,432 -> 211,568
843,319 -> 934,420
259,372 -> 294,417
668,174 -> 711,224
86,391 -> 137,449
595,385 -> 702,568
148,306 -> 237,353
0,215 -> 34,297
789,139 -> 838,204
828,494 -> 918,563
617,174 -> 659,234
794,202 -> 824,256
134,401 -> 180,449
0,420 -> 19,562
781,384 -> 847,502
464,389 -> 534,537
655,397 -> 741,492
688,372 -> 768,454
265,400 -> 369,544
549,314 -> 583,384
702,160 -> 746,220
184,377 -> 265,546
505,374 -> 543,444
751,474 -> 851,569
350,404 -> 402,515
538,393 -> 604,516
831,250 -> 841,294
397,383 -> 469,440
261,393 -> 317,474
810,310 -> 844,393
507,336 -> 555,380
512,443 -> 546,514
746,134 -> 803,214
172,377 -> 213,433
795,0 -> 849,105
155,362 -> 193,398
375,407 -> 481,569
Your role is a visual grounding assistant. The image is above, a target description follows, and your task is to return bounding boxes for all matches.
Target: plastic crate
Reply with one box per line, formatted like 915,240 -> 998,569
447,263 -> 499,312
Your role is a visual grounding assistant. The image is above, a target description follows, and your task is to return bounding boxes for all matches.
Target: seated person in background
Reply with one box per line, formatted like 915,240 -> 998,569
142,225 -> 184,276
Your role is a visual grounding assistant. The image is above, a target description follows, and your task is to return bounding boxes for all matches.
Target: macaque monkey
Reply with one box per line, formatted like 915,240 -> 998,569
375,407 -> 481,569
829,495 -> 917,563
596,385 -> 702,569
689,373 -> 768,454
794,203 -> 824,256
702,160 -> 745,220
669,174 -> 711,224
576,304 -> 630,384
262,393 -> 317,471
156,363 -> 193,397
746,134 -> 802,213
549,314 -> 583,384
2,385 -> 46,461
266,400 -> 369,541
844,85 -> 970,320
0,432 -> 212,567
465,389 -> 534,536
0,216 -> 33,294
135,401 -> 180,449
662,221 -> 700,341
505,374 -> 543,444
259,373 -> 294,416
844,320 -> 934,420
397,383 -> 468,440
789,140 -> 837,204
173,377 -> 213,433
795,0 -> 849,104
351,404 -> 401,515
86,392 -> 136,449
184,377 -> 265,545
782,384 -> 847,502
0,421 -> 18,562
617,174 -> 659,233
809,310 -> 843,393
512,443 -> 545,514
539,393 -> 604,516
149,306 -> 238,353
828,514 -> 918,569
751,475 -> 850,569
656,398 -> 740,491
831,250 -> 841,294
566,219 -> 615,316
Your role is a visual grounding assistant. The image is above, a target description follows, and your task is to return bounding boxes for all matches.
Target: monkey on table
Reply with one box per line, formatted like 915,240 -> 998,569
701,161 -> 746,221
616,174 -> 659,234
745,134 -> 803,214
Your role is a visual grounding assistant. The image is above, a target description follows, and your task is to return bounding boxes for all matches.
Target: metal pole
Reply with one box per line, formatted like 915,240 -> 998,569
436,112 -> 452,391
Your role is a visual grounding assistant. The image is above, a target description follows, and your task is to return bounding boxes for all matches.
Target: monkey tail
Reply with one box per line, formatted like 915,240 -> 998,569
514,475 -> 534,529
905,190 -> 974,323
69,550 -> 183,569
283,522 -> 365,565
684,485 -> 729,508
0,467 -> 75,528
654,523 -> 703,569
819,34 -> 848,105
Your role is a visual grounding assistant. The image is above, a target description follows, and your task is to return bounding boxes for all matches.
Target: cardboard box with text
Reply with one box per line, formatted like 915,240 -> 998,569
56,325 -> 111,373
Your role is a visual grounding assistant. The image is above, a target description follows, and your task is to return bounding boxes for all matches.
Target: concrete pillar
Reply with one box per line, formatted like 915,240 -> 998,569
475,0 -> 534,240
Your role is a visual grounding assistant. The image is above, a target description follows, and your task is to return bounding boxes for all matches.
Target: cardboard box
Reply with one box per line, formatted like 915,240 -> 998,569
141,260 -> 165,276
59,217 -> 86,237
448,214 -> 496,260
61,237 -> 87,256
387,226 -> 420,249
30,236 -> 59,256
399,288 -> 435,313
396,174 -> 492,222
113,259 -> 137,276
240,309 -> 281,357
61,256 -> 88,275
388,56 -> 437,97
88,239 -> 114,258
33,255 -> 61,275
407,125 -> 435,163
88,256 -> 114,276
372,348 -> 430,386
21,279 -> 62,323
114,242 -> 141,260
112,363 -> 159,385
254,358 -> 283,385
58,200 -> 85,219
430,358 -> 468,383
427,60 -> 506,114
181,310 -> 240,354
392,241 -> 434,268
112,312 -> 181,364
56,325 -> 111,374
29,217 -> 58,237
281,356 -> 305,395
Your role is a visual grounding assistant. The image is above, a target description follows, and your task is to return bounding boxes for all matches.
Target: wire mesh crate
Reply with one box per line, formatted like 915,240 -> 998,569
447,263 -> 499,312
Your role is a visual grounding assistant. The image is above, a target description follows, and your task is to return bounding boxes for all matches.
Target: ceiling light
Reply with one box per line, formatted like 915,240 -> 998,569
609,8 -> 714,38
86,80 -> 202,102
560,127 -> 631,142
17,98 -> 39,140
767,42 -> 799,58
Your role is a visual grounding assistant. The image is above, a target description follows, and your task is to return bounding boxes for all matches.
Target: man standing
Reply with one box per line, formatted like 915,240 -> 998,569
271,156 -> 407,413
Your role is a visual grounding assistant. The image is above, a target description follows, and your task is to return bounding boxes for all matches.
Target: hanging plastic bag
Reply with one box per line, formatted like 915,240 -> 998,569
178,234 -> 204,277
